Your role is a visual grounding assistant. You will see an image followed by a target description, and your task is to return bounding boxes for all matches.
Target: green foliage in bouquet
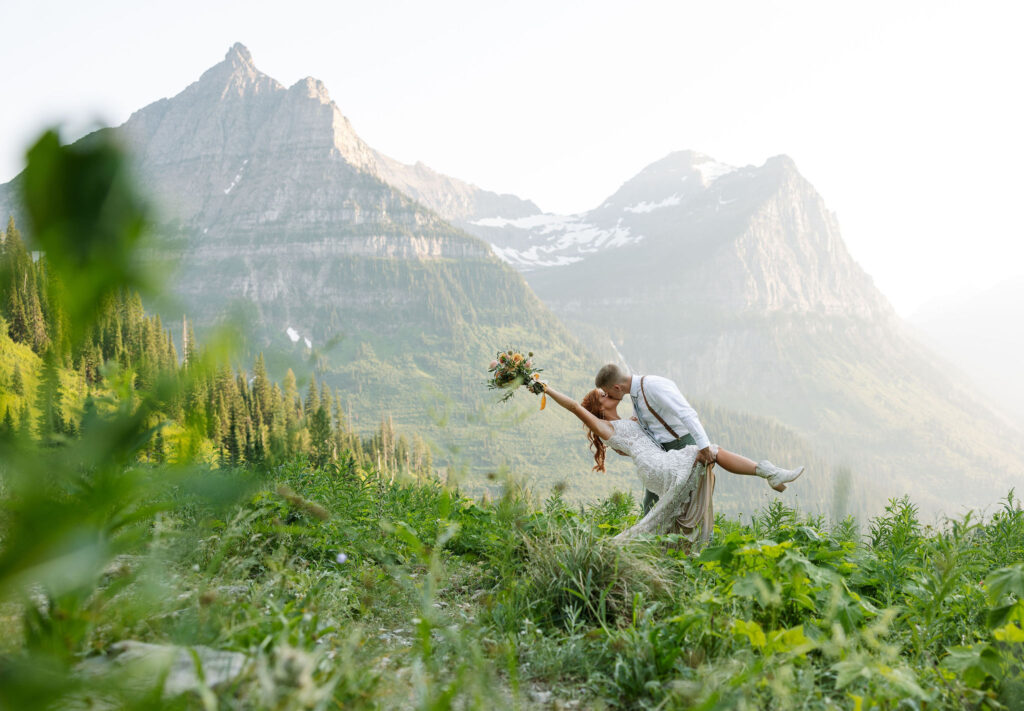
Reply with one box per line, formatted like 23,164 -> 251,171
486,348 -> 544,402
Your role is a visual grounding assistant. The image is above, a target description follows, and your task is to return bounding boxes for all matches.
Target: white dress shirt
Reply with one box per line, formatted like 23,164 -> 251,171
629,374 -> 710,449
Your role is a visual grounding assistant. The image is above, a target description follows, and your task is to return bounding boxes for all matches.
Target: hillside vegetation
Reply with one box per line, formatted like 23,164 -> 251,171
3,458 -> 1024,709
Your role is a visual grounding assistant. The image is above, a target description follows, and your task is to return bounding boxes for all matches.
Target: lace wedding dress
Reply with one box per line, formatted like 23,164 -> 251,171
605,418 -> 717,544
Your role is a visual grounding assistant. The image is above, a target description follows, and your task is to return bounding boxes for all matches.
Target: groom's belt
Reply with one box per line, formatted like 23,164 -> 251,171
661,433 -> 696,451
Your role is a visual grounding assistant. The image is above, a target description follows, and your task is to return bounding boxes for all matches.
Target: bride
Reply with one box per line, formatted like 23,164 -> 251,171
540,383 -> 804,544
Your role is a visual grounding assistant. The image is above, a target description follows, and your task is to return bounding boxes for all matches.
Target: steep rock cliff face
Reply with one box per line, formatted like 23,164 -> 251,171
84,44 -> 535,346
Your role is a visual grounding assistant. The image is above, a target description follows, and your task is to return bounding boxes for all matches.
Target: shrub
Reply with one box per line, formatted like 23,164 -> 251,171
517,523 -> 674,630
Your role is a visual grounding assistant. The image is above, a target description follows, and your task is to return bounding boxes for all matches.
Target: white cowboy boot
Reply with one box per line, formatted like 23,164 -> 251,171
756,461 -> 805,492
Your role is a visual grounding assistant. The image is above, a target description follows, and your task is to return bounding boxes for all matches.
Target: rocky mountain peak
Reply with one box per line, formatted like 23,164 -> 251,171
652,150 -> 736,184
652,149 -> 713,169
225,42 -> 254,68
757,154 -> 801,183
290,76 -> 332,103
191,43 -> 280,100
587,150 -> 735,218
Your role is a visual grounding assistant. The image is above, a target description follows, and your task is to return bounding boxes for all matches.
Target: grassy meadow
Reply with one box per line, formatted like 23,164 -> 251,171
2,457 -> 1023,709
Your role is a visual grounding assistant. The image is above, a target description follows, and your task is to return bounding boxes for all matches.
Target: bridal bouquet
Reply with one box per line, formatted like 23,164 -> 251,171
487,348 -> 546,406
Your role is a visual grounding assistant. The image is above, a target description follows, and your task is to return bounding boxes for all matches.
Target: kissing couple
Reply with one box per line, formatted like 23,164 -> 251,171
539,364 -> 805,545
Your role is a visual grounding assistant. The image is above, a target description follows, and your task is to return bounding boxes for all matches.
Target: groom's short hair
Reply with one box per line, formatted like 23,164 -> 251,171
595,363 -> 629,388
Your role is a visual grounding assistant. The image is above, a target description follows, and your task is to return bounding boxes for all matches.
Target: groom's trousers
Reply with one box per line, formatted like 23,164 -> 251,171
640,433 -> 697,515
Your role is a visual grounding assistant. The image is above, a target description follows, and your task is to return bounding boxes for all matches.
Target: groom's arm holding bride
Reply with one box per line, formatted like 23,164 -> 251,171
643,376 -> 715,465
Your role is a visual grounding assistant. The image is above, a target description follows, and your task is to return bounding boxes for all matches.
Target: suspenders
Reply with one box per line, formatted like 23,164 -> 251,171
639,376 -> 681,440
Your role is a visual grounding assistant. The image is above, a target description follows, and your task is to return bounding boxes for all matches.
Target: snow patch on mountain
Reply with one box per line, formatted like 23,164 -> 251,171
476,212 -> 642,269
285,326 -> 313,348
624,194 -> 681,213
490,244 -> 584,269
223,159 -> 248,194
471,213 -> 578,231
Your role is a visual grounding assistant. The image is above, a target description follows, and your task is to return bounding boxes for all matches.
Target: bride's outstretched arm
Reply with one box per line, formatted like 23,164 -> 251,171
542,384 -> 614,441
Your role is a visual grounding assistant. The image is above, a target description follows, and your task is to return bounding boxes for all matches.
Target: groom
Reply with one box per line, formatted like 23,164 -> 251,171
595,363 -> 715,515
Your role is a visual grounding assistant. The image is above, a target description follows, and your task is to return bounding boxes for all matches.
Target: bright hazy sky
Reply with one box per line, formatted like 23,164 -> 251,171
2,0 -> 1022,316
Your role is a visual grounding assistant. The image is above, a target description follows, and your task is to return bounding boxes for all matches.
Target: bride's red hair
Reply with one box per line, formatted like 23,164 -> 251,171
581,389 -> 607,473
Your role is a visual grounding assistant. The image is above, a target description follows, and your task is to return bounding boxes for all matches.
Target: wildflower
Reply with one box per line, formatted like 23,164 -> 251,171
489,360 -> 498,369
336,552 -> 348,564
525,360 -> 532,368
513,353 -> 523,363
532,373 -> 541,380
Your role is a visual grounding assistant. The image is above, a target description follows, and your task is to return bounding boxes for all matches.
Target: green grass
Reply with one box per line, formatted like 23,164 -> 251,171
4,458 -> 1023,709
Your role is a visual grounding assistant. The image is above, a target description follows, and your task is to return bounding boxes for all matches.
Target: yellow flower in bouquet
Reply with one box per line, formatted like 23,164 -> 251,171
487,347 -> 545,404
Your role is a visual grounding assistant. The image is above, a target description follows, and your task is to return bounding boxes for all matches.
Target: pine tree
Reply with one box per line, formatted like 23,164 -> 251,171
309,403 -> 332,468
224,405 -> 241,468
283,368 -> 300,417
165,332 -> 178,371
319,380 -> 330,416
35,348 -> 64,444
182,316 -> 196,367
36,258 -> 64,357
252,353 -> 272,427
304,377 -> 320,418
151,314 -> 166,370
267,383 -> 287,463
11,362 -> 24,395
153,429 -> 167,464
6,283 -> 28,343
1,406 -> 14,440
17,402 -> 31,439
251,406 -> 266,465
113,321 -> 125,365
24,267 -> 49,353
332,392 -> 346,431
